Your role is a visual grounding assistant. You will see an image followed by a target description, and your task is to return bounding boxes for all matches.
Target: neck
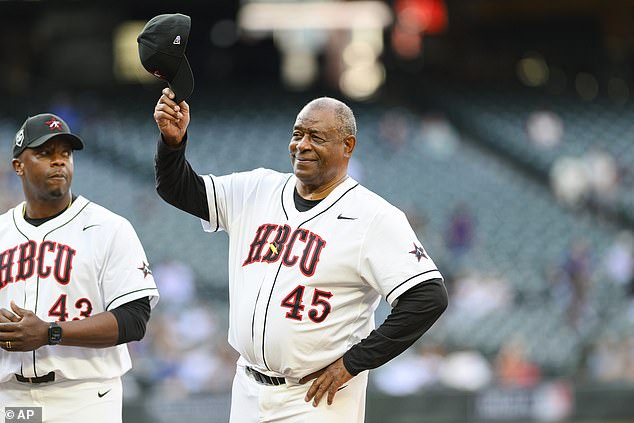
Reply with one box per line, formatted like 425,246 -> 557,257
296,174 -> 348,200
24,193 -> 73,219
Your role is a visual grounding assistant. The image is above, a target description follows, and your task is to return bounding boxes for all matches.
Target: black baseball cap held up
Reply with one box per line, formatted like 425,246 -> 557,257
137,13 -> 194,103
12,113 -> 84,158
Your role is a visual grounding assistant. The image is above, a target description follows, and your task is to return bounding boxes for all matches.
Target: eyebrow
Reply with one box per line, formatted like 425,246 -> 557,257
292,124 -> 334,134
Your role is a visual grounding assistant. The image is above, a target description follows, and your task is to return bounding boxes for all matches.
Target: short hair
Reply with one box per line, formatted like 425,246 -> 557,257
305,97 -> 357,137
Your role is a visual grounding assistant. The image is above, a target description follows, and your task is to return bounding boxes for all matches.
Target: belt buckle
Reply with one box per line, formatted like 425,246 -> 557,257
16,371 -> 55,384
246,367 -> 257,382
247,367 -> 267,385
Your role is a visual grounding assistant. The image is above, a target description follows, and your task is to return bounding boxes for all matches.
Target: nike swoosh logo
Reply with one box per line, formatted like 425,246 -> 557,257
83,224 -> 100,231
98,389 -> 112,398
337,214 -> 357,220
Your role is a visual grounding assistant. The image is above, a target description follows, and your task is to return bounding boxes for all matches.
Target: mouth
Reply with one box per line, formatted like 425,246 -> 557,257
48,173 -> 67,181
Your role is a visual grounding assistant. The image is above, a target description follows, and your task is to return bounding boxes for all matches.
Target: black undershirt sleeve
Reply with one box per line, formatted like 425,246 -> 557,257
155,134 -> 210,221
110,297 -> 151,345
342,278 -> 448,375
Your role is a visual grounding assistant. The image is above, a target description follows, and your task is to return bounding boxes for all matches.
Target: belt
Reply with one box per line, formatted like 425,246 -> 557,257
15,371 -> 56,384
245,366 -> 286,386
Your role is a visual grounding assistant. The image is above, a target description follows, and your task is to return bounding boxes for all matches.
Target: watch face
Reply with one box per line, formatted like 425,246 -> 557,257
49,324 -> 62,344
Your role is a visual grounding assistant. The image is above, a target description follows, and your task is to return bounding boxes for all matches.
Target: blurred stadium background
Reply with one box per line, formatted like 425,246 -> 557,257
1,0 -> 634,422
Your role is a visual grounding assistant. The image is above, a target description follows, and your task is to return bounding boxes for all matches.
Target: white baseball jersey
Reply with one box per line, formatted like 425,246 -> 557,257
202,169 -> 442,380
0,195 -> 159,383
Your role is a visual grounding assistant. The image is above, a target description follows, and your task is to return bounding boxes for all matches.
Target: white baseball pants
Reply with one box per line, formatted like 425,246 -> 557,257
230,364 -> 367,423
0,376 -> 122,423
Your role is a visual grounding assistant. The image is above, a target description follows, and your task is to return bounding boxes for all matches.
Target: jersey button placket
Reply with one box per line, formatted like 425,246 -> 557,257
252,262 -> 279,368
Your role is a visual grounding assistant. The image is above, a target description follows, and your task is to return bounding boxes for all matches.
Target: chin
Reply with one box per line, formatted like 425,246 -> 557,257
48,188 -> 68,199
293,168 -> 311,181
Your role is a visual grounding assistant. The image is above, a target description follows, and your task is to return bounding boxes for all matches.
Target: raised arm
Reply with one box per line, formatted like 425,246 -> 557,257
153,88 -> 210,221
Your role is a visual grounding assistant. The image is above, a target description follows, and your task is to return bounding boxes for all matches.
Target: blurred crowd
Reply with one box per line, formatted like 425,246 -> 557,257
550,146 -> 625,215
530,108 -> 629,217
125,258 -> 238,400
0,157 -> 21,211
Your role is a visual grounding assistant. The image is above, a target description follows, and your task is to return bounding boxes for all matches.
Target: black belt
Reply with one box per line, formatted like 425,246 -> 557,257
15,371 -> 56,384
245,366 -> 286,386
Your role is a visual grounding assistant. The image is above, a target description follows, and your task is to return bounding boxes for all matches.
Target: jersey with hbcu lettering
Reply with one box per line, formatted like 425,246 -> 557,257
0,196 -> 159,383
202,169 -> 442,380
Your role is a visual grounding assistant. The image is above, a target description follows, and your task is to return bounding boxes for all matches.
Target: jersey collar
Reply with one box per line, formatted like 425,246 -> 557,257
13,196 -> 90,237
282,175 -> 359,223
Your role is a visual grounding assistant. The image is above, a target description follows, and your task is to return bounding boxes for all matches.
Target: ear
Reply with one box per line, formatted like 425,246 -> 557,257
343,135 -> 356,158
12,158 -> 23,176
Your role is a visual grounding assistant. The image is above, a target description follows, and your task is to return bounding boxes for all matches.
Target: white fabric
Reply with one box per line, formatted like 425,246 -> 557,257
230,363 -> 367,423
0,376 -> 122,423
0,196 -> 159,382
201,170 -> 442,380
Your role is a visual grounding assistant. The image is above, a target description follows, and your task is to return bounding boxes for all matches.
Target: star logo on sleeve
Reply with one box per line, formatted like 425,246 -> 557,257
138,262 -> 152,278
409,243 -> 427,262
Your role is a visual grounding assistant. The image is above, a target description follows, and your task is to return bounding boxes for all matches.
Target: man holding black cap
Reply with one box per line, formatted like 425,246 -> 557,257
144,12 -> 446,423
0,113 -> 159,423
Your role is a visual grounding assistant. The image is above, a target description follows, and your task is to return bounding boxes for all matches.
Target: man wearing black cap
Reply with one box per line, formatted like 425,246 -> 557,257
0,113 -> 160,423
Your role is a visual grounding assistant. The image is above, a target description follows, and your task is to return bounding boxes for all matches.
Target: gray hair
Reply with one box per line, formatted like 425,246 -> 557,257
305,97 -> 357,137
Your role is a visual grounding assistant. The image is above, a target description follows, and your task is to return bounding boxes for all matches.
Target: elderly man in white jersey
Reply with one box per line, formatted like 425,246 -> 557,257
0,113 -> 159,423
153,88 -> 448,423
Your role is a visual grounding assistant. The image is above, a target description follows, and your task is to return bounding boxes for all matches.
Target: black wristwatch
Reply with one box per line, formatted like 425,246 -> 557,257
48,322 -> 63,345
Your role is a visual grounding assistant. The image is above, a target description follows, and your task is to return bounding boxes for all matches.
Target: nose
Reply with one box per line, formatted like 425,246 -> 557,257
295,134 -> 312,152
50,152 -> 67,166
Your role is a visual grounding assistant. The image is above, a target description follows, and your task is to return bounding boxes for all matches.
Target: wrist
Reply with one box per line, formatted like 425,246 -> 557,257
160,132 -> 187,148
342,351 -> 361,376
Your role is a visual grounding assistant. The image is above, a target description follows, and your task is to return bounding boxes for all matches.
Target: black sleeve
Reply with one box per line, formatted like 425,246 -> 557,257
110,297 -> 152,345
342,278 -> 448,375
155,133 -> 210,221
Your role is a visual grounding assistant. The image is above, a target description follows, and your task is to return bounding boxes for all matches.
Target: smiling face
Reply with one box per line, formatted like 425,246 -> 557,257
13,136 -> 75,207
289,99 -> 356,198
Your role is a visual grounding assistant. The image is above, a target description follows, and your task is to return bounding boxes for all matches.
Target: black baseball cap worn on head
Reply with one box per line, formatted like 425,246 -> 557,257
137,13 -> 194,103
13,113 -> 84,159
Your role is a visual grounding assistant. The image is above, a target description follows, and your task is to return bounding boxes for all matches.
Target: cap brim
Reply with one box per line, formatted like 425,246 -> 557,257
168,56 -> 194,104
28,133 -> 84,151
